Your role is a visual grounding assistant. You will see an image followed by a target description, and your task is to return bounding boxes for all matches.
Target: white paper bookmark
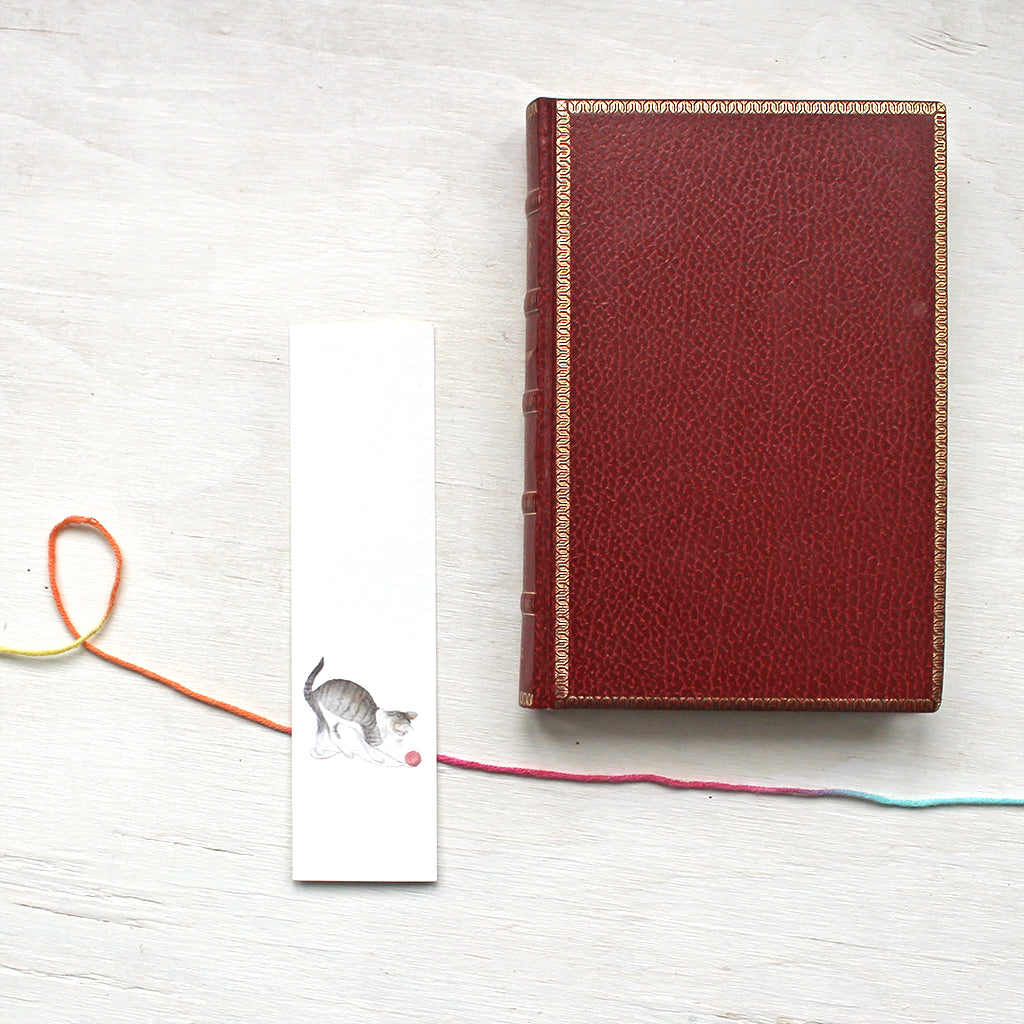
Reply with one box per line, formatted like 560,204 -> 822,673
291,322 -> 436,882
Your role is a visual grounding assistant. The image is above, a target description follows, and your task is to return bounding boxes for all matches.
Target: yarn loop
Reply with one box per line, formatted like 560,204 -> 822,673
2,516 -> 289,733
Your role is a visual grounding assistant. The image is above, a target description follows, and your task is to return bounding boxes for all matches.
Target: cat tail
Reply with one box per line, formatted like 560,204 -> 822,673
303,658 -> 327,724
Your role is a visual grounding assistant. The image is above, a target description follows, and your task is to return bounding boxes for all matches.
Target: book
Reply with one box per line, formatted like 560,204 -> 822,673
520,98 -> 947,710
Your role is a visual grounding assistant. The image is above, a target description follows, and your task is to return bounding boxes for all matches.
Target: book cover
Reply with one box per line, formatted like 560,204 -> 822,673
521,99 -> 947,710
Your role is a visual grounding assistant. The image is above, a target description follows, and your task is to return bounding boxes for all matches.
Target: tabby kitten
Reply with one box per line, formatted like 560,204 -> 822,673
303,658 -> 417,764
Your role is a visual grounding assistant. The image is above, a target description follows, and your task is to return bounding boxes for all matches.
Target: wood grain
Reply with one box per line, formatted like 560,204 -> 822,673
2,2 -> 1022,1021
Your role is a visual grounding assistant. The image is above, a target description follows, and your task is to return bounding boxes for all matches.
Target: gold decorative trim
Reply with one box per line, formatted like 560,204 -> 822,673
932,106 -> 948,702
564,695 -> 938,709
553,99 -> 572,699
562,99 -> 942,116
519,690 -> 534,708
550,99 -> 947,707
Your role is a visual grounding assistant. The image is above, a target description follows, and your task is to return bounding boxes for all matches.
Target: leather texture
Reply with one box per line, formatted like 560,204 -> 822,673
521,99 -> 945,710
520,98 -> 557,709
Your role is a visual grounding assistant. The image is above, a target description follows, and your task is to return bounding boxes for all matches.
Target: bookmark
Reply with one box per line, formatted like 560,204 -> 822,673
290,322 -> 436,881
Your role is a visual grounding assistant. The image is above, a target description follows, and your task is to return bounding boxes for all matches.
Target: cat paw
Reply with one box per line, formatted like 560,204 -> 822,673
311,747 -> 337,759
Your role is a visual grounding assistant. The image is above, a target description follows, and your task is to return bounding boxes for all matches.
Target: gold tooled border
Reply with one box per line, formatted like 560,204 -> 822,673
552,100 -> 572,699
561,99 -> 942,116
932,107 -> 948,704
551,99 -> 947,708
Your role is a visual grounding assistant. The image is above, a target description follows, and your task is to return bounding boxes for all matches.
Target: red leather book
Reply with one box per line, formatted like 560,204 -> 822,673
521,98 -> 947,710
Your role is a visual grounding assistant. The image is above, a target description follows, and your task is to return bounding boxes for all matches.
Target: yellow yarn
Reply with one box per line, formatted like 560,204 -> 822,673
0,613 -> 110,657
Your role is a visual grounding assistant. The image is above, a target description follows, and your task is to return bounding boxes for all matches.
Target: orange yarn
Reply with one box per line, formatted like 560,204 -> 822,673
45,516 -> 291,734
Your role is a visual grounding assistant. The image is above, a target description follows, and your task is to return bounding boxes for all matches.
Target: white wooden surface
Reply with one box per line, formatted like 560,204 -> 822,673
2,2 -> 1022,1021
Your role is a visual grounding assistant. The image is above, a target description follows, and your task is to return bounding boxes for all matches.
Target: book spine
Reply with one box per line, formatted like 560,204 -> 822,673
520,98 -> 556,709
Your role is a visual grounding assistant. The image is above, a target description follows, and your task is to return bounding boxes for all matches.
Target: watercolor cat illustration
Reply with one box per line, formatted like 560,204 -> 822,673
303,658 -> 417,765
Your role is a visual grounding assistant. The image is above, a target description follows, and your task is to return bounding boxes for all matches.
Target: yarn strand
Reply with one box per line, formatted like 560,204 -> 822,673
4,516 -> 289,733
434,755 -> 1024,808
3,517 -> 1022,809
